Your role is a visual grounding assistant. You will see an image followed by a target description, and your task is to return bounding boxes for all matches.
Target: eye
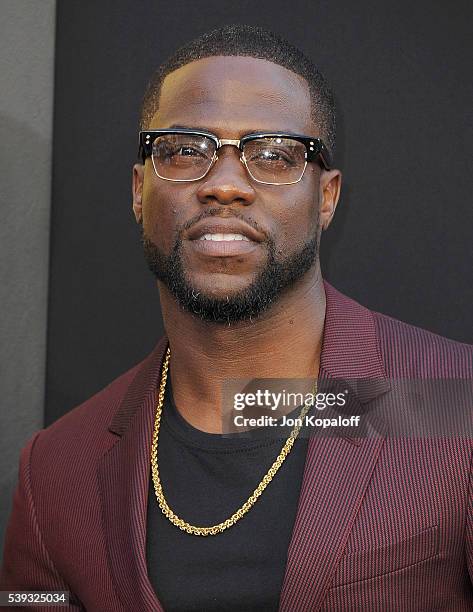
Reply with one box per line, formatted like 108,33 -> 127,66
175,145 -> 204,157
153,136 -> 214,162
259,149 -> 291,162
248,147 -> 295,166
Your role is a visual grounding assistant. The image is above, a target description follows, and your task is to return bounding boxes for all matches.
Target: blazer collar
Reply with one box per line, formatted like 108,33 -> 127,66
316,281 -> 391,445
320,280 -> 388,381
108,336 -> 168,437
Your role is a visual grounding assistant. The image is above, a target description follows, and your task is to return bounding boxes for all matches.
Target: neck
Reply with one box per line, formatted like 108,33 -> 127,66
159,263 -> 326,433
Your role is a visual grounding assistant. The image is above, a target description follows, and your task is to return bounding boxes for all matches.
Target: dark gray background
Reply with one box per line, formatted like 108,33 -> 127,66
1,0 -> 55,554
46,0 -> 473,426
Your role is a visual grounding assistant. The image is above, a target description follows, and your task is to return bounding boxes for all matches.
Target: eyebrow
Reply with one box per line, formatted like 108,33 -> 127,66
164,124 -> 297,136
167,123 -> 215,132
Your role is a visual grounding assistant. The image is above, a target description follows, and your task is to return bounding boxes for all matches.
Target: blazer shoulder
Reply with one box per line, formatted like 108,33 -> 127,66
47,360 -> 143,435
372,310 -> 473,378
27,356 -> 147,471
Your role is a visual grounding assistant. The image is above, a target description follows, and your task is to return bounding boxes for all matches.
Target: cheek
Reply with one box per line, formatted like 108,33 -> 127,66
141,180 -> 192,250
269,185 -> 318,251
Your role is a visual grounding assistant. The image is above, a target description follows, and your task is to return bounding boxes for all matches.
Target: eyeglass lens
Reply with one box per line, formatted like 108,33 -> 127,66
151,134 -> 307,184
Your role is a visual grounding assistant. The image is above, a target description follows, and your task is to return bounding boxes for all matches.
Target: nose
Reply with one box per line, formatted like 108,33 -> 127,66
196,147 -> 257,206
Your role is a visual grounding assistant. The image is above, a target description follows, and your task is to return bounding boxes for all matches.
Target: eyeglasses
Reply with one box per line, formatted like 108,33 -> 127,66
138,128 -> 332,185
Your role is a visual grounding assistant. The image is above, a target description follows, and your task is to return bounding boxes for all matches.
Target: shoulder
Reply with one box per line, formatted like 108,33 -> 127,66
371,309 -> 473,378
26,362 -> 140,469
52,361 -> 141,430
323,280 -> 472,379
25,338 -> 166,472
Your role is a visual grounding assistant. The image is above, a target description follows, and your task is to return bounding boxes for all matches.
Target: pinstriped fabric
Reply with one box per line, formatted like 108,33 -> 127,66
98,392 -> 163,611
279,434 -> 387,611
0,363 -> 141,610
375,310 -> 473,379
319,311 -> 473,611
319,284 -> 387,379
279,285 -> 473,611
0,432 -> 84,612
279,283 -> 390,610
96,338 -> 169,611
1,283 -> 472,611
323,437 -> 472,611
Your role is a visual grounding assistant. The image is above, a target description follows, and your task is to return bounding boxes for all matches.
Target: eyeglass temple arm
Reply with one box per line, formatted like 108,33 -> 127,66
138,134 -> 147,164
308,140 -> 332,170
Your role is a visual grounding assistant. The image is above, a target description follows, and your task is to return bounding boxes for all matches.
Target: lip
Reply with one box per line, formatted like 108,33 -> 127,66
189,239 -> 260,257
187,218 -> 265,243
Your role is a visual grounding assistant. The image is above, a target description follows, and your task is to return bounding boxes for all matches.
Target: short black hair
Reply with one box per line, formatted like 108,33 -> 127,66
140,24 -> 336,155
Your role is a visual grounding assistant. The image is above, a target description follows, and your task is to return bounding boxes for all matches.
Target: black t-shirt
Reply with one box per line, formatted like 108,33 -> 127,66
146,373 -> 310,612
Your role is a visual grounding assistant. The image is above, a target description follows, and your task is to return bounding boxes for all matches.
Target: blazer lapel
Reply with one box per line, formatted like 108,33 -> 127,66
279,282 -> 391,611
97,338 -> 168,612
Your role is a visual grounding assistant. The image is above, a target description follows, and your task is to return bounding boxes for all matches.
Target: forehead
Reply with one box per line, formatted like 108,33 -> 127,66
151,56 -> 315,136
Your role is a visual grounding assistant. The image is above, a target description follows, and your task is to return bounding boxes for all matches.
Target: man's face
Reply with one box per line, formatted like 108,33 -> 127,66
133,56 -> 340,323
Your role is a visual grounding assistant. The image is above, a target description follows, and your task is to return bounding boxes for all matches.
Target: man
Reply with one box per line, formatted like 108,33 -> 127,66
1,25 -> 472,611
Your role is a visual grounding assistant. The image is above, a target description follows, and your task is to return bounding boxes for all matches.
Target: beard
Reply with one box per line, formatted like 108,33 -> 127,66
141,226 -> 318,324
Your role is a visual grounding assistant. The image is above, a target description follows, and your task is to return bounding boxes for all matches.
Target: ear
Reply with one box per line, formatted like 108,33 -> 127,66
318,169 -> 342,231
132,164 -> 145,223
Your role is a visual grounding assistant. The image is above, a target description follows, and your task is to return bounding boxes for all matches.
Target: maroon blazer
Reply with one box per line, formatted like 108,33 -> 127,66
2,281 -> 473,611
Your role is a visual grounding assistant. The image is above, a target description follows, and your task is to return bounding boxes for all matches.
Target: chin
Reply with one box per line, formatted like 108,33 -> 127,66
188,272 -> 257,296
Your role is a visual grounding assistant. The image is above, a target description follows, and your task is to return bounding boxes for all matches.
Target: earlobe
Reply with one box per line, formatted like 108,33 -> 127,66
323,209 -> 335,231
132,164 -> 145,223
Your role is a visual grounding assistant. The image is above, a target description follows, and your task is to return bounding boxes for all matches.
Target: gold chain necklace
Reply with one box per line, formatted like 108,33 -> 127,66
150,346 -> 317,536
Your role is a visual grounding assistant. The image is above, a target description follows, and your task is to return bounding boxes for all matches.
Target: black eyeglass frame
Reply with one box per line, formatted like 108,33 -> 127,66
138,128 -> 332,184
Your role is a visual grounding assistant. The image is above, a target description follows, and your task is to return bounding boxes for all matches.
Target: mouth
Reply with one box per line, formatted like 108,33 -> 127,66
186,219 -> 264,257
189,233 -> 259,257
198,233 -> 251,242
